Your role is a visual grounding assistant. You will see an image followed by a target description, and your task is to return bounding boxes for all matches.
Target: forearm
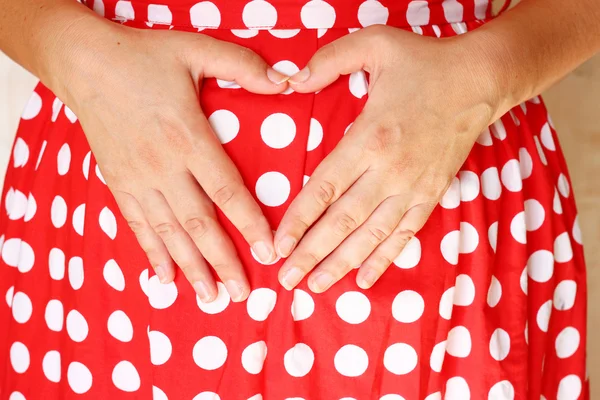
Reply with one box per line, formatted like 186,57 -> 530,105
468,0 -> 600,112
0,0 -> 107,96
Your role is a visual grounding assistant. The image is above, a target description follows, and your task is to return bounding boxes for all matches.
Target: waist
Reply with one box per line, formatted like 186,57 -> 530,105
85,0 -> 494,30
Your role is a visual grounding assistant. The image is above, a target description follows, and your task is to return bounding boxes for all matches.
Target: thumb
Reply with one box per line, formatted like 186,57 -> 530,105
189,37 -> 290,94
289,29 -> 372,93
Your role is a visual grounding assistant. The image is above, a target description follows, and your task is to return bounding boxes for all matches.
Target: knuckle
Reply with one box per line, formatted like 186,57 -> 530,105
302,251 -> 321,268
127,219 -> 148,236
373,254 -> 394,270
392,228 -> 416,248
313,180 -> 337,207
332,212 -> 358,237
240,214 -> 269,234
212,184 -> 237,208
183,216 -> 211,239
366,225 -> 390,246
367,124 -> 398,154
152,222 -> 177,240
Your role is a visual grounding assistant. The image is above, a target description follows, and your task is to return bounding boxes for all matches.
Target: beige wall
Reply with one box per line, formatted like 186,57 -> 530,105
1,49 -> 599,393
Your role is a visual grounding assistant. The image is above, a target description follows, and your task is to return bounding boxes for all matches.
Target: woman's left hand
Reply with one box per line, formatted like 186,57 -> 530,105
274,25 -> 510,293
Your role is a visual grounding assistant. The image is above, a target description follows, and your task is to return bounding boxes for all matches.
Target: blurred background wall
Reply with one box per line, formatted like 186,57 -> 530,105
1,20 -> 599,396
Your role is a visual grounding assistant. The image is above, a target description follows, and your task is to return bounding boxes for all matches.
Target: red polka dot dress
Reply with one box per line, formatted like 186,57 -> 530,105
0,0 -> 589,399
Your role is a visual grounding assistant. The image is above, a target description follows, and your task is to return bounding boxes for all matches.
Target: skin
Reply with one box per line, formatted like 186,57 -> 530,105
1,0 -> 599,300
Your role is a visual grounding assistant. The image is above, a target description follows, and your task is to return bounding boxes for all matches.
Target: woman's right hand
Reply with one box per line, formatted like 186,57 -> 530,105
48,17 -> 289,303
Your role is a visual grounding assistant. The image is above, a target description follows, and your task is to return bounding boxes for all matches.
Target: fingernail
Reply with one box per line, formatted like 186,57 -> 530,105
277,235 -> 296,258
155,265 -> 169,283
194,281 -> 214,303
357,269 -> 377,289
281,267 -> 303,290
311,272 -> 334,292
224,280 -> 245,302
289,67 -> 310,84
252,241 -> 275,264
267,67 -> 290,85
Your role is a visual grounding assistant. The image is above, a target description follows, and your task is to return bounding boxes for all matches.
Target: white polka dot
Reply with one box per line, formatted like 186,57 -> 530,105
335,344 -> 369,377
49,247 -> 65,280
99,207 -> 117,239
112,361 -> 140,392
9,392 -> 25,400
115,0 -> 135,21
153,386 -> 168,400
441,230 -> 459,265
519,148 -> 533,179
12,291 -> 32,323
208,110 -> 240,144
540,122 -> 556,151
190,1 -> 221,28
148,275 -> 178,309
148,4 -> 172,24
57,143 -> 71,176
260,113 -> 296,150
572,216 -> 582,245
66,309 -> 88,342
381,396 -> 407,400
553,188 -> 563,215
459,171 -> 480,202
7,189 -> 28,220
489,328 -> 510,361
242,0 -> 277,29
255,171 -> 291,207
301,0 -> 336,28
406,0 -> 430,26
103,259 -> 125,291
22,91 -> 43,120
554,280 -> 577,311
480,167 -> 501,201
139,269 -> 149,296
554,232 -> 573,263
557,375 -> 582,400
445,376 -> 470,400
336,291 -> 371,324
440,177 -> 460,209
107,310 -> 133,342
528,250 -> 554,283
24,192 -> 36,222
536,300 -> 552,332
197,281 -> 230,314
148,330 -> 172,365
15,240 -> 34,273
488,221 -> 498,253
349,71 -> 368,98
5,286 -> 13,308
269,29 -> 300,38
424,393 -> 441,400
216,79 -> 242,89
451,221 -> 473,253
291,289 -> 314,321
487,276 -> 502,308
45,299 -> 64,332
193,336 -> 228,370
510,211 -> 526,244
357,0 -> 389,26
231,29 -> 259,38
384,343 -> 417,375
490,119 -> 506,140
51,97 -> 63,122
273,61 -> 299,95
2,238 -> 21,268
430,341 -> 446,373
247,288 -> 277,321
68,257 -> 84,290
393,237 -> 421,269
284,343 -> 314,377
524,199 -> 545,231
10,342 -> 30,373
446,326 -> 471,358
533,135 -> 548,166
67,362 -> 93,394
72,204 -> 86,236
306,118 -> 323,151
439,287 -> 454,320
488,380 -> 514,400
13,138 -> 29,168
476,127 -> 492,146
555,327 -> 580,359
242,341 -> 268,374
392,290 -> 424,323
453,274 -> 475,306
193,392 -> 221,400
519,267 -> 528,295
501,159 -> 522,192
43,350 -> 61,383
557,174 -> 570,198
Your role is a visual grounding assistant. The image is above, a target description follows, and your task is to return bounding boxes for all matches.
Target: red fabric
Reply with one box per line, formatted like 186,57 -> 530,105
0,1 -> 588,399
